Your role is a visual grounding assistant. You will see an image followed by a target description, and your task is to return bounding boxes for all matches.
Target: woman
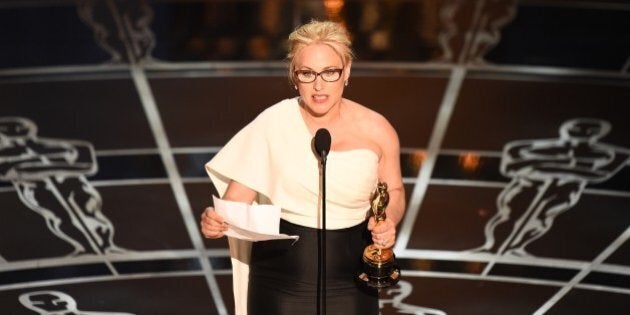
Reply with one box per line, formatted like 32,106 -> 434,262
200,20 -> 405,315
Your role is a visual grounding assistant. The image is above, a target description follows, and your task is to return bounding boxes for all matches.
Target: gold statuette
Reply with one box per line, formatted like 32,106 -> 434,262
356,182 -> 400,288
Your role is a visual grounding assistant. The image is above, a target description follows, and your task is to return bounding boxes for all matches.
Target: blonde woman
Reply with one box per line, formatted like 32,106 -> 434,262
201,20 -> 405,315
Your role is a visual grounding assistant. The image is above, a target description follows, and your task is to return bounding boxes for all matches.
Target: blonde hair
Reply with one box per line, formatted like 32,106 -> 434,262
286,20 -> 354,85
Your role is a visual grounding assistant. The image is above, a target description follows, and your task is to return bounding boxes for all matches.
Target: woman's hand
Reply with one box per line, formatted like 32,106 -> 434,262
367,216 -> 397,249
200,207 -> 228,239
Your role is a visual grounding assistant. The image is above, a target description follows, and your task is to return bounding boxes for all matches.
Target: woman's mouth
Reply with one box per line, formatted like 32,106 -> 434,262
312,94 -> 328,103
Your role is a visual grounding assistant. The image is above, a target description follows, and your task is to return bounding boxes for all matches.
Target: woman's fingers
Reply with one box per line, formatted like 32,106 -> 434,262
370,218 -> 396,248
372,235 -> 396,249
200,207 -> 228,239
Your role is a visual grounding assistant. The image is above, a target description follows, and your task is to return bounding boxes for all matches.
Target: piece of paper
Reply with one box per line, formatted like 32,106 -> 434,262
213,196 -> 299,242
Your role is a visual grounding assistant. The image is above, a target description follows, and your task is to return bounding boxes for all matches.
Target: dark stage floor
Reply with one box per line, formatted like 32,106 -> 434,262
1,1 -> 629,314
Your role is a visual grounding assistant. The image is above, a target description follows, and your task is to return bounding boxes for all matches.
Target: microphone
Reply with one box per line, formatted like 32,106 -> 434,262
313,128 -> 330,315
314,128 -> 331,162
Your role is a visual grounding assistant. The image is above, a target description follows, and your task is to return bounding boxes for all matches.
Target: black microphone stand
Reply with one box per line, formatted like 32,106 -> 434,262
314,128 -> 330,315
319,149 -> 327,315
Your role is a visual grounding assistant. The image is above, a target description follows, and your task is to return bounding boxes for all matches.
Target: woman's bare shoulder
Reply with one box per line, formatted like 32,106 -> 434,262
344,99 -> 396,138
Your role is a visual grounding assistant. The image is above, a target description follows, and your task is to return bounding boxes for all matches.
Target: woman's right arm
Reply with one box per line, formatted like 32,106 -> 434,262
200,180 -> 257,239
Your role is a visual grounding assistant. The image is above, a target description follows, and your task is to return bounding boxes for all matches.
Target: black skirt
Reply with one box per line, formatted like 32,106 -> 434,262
248,219 -> 378,315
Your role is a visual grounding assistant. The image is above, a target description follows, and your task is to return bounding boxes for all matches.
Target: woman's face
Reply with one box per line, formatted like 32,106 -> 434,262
293,43 -> 351,117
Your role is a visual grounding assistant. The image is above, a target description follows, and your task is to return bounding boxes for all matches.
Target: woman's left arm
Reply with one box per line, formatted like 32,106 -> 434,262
378,120 -> 405,225
369,116 -> 406,248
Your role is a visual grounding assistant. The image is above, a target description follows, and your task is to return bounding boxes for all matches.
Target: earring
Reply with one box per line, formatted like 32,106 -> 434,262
344,80 -> 349,87
294,85 -> 298,90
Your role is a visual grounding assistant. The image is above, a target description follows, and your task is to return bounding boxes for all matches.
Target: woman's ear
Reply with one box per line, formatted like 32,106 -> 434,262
344,61 -> 352,86
344,61 -> 352,81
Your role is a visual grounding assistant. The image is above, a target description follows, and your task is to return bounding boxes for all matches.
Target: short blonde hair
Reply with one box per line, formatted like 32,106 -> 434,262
286,20 -> 355,85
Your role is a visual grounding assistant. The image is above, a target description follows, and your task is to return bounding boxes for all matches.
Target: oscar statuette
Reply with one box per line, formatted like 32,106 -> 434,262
356,182 -> 400,288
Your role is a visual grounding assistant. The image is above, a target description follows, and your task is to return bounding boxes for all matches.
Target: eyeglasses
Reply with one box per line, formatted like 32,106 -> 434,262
294,68 -> 343,83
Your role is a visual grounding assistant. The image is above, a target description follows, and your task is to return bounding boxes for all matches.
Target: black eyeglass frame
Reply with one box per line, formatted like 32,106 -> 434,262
293,68 -> 344,83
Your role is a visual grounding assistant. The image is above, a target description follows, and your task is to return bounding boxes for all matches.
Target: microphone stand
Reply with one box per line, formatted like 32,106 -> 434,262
314,128 -> 330,315
319,150 -> 327,315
